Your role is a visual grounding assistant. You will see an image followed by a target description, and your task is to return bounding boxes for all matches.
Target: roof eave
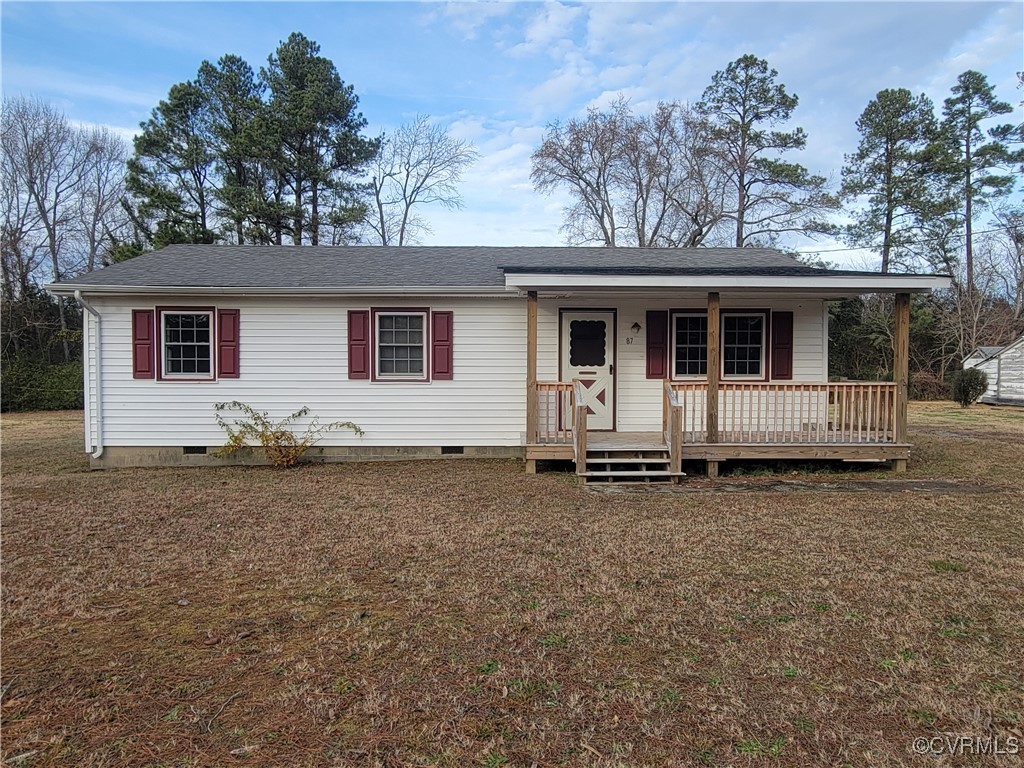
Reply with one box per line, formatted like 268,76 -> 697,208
46,283 -> 518,298
503,273 -> 952,293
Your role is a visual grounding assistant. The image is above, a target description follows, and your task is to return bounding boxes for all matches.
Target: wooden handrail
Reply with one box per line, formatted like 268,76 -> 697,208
664,380 -> 682,478
572,380 -> 588,466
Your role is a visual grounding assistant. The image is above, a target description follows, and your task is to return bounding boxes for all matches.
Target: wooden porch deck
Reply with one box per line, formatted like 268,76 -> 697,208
527,431 -> 910,463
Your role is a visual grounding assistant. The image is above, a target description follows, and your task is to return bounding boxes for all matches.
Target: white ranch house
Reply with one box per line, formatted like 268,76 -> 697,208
49,246 -> 950,482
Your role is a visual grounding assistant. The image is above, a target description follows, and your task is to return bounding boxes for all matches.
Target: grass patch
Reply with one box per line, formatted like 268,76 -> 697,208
0,405 -> 1022,765
735,736 -> 786,757
929,559 -> 967,573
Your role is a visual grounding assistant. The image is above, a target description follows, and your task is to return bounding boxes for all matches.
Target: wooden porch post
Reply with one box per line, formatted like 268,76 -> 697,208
893,292 -> 910,472
706,291 -> 721,477
525,291 -> 538,473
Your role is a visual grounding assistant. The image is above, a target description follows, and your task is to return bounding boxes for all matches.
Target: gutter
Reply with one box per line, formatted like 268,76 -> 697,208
48,284 -> 518,298
74,291 -> 103,459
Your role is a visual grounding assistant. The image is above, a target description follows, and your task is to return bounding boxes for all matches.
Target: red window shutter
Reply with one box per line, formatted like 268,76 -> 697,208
771,311 -> 794,380
348,310 -> 370,379
132,309 -> 155,379
432,311 -> 453,380
217,309 -> 240,378
646,310 -> 669,379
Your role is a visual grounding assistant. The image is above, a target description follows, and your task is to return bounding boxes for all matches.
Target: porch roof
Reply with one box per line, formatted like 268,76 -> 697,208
503,265 -> 950,295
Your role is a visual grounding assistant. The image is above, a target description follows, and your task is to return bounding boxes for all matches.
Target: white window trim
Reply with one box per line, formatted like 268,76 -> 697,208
160,310 -> 215,380
668,310 -> 768,381
670,311 -> 708,380
374,310 -> 428,381
721,312 -> 767,380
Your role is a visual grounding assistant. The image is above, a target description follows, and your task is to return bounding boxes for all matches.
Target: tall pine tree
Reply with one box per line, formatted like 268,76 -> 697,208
940,70 -> 1020,290
127,82 -> 218,246
697,54 -> 836,247
195,55 -> 266,244
840,89 -> 944,273
261,33 -> 378,245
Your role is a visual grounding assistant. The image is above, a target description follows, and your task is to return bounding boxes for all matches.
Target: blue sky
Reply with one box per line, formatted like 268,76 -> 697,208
2,1 -> 1022,263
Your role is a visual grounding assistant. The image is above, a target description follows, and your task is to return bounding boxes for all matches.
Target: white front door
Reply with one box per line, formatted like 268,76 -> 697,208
561,311 -> 615,431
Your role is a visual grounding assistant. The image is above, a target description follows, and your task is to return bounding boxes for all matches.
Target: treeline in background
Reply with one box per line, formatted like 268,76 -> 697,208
2,35 -> 1022,410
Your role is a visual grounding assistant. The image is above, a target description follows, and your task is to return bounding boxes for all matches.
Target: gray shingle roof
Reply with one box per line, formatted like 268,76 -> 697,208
54,244 -> 810,289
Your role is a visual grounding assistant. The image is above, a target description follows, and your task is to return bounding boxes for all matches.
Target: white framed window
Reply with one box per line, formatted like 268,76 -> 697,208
375,311 -> 427,380
669,310 -> 768,380
161,311 -> 214,379
672,313 -> 708,377
722,313 -> 766,378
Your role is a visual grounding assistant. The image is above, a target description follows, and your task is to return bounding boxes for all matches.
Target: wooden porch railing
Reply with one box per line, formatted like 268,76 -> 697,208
572,380 -> 588,464
535,381 -> 574,444
668,381 -> 899,444
531,380 -> 899,449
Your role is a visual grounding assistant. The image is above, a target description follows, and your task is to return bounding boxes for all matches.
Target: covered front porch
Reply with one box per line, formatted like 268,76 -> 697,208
516,275 -> 932,480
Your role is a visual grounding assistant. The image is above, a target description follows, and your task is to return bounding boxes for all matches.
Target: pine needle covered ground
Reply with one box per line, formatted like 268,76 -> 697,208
2,403 -> 1022,767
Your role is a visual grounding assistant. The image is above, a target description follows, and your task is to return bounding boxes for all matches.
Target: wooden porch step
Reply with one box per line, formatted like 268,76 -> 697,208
577,434 -> 679,484
582,470 -> 684,478
585,456 -> 670,464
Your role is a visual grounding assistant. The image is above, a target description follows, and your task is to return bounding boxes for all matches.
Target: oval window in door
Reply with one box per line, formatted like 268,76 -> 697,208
569,319 -> 607,366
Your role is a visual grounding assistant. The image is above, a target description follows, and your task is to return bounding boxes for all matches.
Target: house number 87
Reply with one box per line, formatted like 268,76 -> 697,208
625,337 -> 633,344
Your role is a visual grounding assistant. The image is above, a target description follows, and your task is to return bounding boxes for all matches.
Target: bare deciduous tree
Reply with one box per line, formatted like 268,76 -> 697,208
531,102 -> 625,246
1,97 -> 130,360
531,99 -> 728,248
77,127 -> 130,272
986,205 -> 1024,319
366,115 -> 478,246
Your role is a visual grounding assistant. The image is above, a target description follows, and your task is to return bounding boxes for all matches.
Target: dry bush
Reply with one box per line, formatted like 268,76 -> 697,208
213,401 -> 363,467
910,370 -> 950,401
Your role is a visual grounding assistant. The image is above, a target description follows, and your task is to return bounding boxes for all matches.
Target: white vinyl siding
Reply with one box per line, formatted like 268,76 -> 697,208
93,296 -> 525,447
89,293 -> 828,449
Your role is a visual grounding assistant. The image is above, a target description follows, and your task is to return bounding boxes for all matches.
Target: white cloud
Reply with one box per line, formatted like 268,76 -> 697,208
425,1 -> 516,40
3,63 -> 161,109
524,65 -> 593,118
505,2 -> 584,58
918,4 -> 1024,104
68,120 -> 139,145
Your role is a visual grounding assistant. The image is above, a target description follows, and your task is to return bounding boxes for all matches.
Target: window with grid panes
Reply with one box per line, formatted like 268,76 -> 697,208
673,314 -> 707,376
722,314 -> 764,377
376,312 -> 426,378
162,312 -> 213,377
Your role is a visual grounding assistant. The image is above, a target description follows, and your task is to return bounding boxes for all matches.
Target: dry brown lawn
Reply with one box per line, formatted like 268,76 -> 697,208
1,403 -> 1022,767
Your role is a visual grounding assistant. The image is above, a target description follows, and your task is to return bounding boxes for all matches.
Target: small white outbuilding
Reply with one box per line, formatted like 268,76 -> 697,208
966,335 -> 1024,405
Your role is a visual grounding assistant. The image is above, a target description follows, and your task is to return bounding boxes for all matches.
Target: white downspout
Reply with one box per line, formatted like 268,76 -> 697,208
74,290 -> 103,459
